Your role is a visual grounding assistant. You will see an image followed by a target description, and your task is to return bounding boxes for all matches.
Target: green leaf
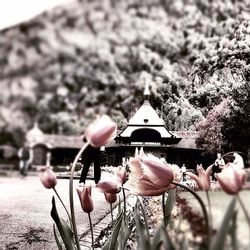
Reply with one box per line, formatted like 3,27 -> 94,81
152,225 -> 175,250
103,211 -> 124,250
51,196 -> 75,250
209,197 -> 237,250
118,214 -> 135,249
53,224 -> 63,250
134,202 -> 151,250
164,189 -> 176,226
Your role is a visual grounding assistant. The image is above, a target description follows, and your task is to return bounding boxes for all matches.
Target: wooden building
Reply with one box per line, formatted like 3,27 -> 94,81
103,83 -> 203,168
26,123 -> 82,167
26,84 -> 203,169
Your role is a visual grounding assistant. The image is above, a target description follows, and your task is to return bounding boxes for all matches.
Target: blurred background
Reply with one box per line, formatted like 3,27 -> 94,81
0,0 -> 250,166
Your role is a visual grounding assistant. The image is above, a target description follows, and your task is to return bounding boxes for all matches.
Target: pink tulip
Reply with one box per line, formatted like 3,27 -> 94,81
128,154 -> 174,196
129,177 -> 169,196
216,163 -> 246,195
77,185 -> 93,213
40,167 -> 57,189
140,154 -> 174,188
104,193 -> 117,204
85,115 -> 117,148
96,175 -> 122,194
187,164 -> 212,191
116,166 -> 127,185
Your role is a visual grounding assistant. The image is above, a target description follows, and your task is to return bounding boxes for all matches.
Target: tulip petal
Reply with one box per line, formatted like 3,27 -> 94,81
77,186 -> 93,213
205,165 -> 213,176
128,154 -> 174,196
116,166 -> 127,184
104,193 -> 117,204
216,165 -> 245,195
40,167 -> 57,189
186,165 -> 211,191
85,115 -> 117,148
88,124 -> 117,147
96,178 -> 121,194
216,174 -> 239,194
187,172 -> 203,189
141,158 -> 174,188
129,157 -> 144,177
129,178 -> 167,196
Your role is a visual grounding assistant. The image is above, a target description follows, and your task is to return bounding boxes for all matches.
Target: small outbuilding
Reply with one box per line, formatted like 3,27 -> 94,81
26,123 -> 82,167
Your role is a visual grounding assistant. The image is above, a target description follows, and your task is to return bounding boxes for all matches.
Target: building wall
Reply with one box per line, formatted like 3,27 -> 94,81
32,145 -> 47,165
105,146 -> 203,169
51,148 -> 78,166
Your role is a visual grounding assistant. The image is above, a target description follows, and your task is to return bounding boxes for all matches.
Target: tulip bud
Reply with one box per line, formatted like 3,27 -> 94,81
116,166 -> 127,185
216,163 -> 246,195
40,167 -> 57,189
77,185 -> 93,213
85,115 -> 117,148
128,154 -> 174,196
96,176 -> 122,194
140,154 -> 174,188
104,193 -> 117,204
187,164 -> 212,191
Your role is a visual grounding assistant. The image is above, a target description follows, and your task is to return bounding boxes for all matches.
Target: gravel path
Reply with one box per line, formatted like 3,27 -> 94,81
0,173 -> 112,250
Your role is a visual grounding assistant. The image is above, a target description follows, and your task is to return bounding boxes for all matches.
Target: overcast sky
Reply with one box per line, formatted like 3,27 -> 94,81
0,0 -> 75,31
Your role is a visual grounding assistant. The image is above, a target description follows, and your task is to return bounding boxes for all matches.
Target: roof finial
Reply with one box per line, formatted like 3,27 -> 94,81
34,121 -> 39,128
144,78 -> 150,99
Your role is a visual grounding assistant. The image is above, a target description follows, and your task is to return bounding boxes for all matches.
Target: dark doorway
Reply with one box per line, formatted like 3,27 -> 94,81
131,129 -> 161,142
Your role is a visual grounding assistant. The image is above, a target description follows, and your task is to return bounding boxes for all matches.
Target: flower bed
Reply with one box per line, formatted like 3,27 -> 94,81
39,115 -> 250,250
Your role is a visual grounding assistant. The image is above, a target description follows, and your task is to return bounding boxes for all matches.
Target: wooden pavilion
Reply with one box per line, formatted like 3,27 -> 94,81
25,83 -> 203,169
105,82 -> 202,167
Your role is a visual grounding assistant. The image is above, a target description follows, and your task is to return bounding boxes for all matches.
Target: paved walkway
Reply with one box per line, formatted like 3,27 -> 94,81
0,173 -> 113,250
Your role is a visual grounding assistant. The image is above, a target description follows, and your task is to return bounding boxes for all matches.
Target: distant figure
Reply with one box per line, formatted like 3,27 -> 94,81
160,154 -> 167,164
18,145 -> 33,177
181,164 -> 187,182
233,153 -> 244,169
212,153 -> 225,181
46,152 -> 51,167
79,138 -> 101,186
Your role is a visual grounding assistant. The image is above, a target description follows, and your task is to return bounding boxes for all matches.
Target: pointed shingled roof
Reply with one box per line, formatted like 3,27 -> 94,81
128,100 -> 164,126
128,80 -> 164,126
26,122 -> 45,145
115,81 -> 181,145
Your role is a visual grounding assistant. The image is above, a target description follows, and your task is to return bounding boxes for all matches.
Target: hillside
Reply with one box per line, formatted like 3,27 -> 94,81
0,0 -> 249,149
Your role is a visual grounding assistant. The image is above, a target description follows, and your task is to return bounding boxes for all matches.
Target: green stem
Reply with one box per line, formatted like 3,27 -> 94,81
206,191 -> 212,241
110,203 -> 114,223
172,181 -> 210,244
121,186 -> 129,191
69,141 -> 90,250
237,194 -> 250,241
222,151 -> 244,158
162,193 -> 166,227
88,213 -> 94,250
53,187 -> 72,228
122,186 -> 126,221
137,196 -> 150,239
205,191 -> 212,226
